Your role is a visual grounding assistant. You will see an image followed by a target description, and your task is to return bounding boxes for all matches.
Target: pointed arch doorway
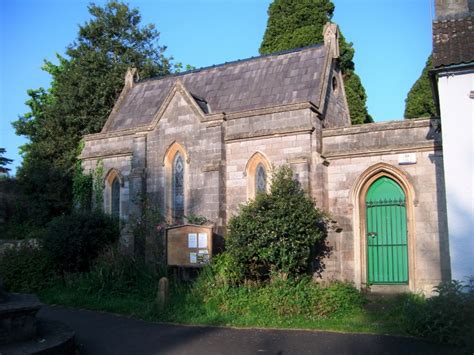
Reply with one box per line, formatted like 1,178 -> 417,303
365,176 -> 408,284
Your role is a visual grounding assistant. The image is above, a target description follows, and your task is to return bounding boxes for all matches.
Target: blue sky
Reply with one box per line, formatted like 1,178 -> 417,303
0,0 -> 434,174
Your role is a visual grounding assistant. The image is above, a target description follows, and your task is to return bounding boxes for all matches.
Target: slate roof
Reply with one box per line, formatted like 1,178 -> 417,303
432,14 -> 474,68
106,44 -> 329,132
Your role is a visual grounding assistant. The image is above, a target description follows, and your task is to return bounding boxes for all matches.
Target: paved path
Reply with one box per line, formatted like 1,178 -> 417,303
38,306 -> 454,355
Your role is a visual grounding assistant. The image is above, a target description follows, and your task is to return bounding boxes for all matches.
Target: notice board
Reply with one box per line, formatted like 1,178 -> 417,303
166,225 -> 213,267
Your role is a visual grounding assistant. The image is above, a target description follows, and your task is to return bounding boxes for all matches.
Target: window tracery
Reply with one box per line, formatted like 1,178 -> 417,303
173,153 -> 184,222
256,163 -> 267,193
111,177 -> 120,218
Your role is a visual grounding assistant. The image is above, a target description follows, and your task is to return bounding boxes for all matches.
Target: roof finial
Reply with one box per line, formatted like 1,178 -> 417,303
323,23 -> 340,59
125,68 -> 138,88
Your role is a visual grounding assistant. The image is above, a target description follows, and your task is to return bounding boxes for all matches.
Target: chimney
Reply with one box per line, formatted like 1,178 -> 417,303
435,0 -> 471,19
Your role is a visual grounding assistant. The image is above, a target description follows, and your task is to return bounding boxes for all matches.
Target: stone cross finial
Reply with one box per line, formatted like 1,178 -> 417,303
323,23 -> 340,59
125,68 -> 138,88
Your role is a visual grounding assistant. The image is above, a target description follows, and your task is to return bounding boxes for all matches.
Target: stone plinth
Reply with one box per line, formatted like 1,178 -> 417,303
0,293 -> 41,345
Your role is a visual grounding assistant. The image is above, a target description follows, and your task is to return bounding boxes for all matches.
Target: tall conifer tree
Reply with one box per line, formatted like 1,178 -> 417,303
404,55 -> 437,119
0,148 -> 13,174
259,0 -> 372,124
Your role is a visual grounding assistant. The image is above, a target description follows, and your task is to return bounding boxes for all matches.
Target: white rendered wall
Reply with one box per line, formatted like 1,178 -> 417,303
438,70 -> 474,281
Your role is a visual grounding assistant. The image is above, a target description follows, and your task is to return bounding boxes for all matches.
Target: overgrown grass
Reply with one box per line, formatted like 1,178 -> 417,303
36,253 -> 407,335
38,247 -> 165,320
42,281 -> 457,340
155,281 -> 377,332
35,269 -> 473,353
5,244 -> 470,349
39,280 -> 394,334
39,286 -> 158,320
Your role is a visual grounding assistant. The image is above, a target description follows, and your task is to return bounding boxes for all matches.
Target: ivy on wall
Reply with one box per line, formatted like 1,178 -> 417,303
72,143 -> 104,212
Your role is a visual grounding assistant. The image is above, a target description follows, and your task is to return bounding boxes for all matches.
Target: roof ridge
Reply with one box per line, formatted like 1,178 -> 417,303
138,43 -> 325,84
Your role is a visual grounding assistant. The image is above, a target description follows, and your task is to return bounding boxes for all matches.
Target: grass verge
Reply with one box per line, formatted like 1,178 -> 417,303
38,281 -> 409,336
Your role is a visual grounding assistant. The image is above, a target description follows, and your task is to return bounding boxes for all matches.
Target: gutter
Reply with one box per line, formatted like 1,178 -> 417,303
429,62 -> 474,74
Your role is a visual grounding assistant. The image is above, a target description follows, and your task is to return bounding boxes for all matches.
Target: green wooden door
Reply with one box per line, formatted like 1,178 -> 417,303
366,177 -> 408,284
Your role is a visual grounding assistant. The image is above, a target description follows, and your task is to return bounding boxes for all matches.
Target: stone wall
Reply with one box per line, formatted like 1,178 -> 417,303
81,134 -> 134,221
81,133 -> 135,250
321,67 -> 351,128
321,118 -> 450,294
225,107 -> 318,217
145,90 -> 225,226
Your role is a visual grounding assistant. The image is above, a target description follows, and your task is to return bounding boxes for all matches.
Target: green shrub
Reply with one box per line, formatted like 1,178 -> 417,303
226,165 -> 328,281
403,280 -> 474,346
43,211 -> 119,273
0,243 -> 57,292
0,177 -> 46,240
129,193 -> 165,261
68,247 -> 165,298
198,252 -> 244,287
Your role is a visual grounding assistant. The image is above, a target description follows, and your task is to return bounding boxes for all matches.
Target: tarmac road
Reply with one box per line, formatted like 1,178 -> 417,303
38,306 -> 455,355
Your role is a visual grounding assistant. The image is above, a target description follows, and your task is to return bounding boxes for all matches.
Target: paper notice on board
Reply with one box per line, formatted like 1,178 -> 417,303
188,233 -> 197,248
198,233 -> 208,248
189,252 -> 197,264
197,249 -> 209,263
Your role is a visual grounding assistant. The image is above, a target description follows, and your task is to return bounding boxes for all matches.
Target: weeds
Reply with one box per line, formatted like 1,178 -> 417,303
401,280 -> 474,347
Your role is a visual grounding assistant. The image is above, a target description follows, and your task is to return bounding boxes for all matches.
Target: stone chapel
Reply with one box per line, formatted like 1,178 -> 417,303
80,24 -> 451,294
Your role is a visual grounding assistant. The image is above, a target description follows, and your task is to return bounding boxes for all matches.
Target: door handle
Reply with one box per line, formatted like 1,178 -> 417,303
368,232 -> 377,238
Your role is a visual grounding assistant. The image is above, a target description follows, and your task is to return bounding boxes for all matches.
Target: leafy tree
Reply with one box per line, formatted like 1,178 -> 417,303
0,148 -> 13,174
226,165 -> 328,281
404,55 -> 437,119
0,243 -> 57,292
259,0 -> 372,124
43,211 -> 119,273
12,1 -> 173,225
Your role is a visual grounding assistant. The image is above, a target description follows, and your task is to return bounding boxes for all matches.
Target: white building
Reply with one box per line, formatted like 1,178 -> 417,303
432,0 -> 474,281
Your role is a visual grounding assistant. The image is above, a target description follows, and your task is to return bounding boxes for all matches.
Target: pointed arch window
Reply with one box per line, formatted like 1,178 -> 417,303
163,142 -> 189,223
256,163 -> 267,193
105,169 -> 121,219
111,177 -> 120,219
173,153 -> 184,223
246,152 -> 271,199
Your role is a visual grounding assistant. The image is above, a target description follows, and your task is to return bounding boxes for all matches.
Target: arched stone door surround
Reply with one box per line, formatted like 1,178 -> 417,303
350,163 -> 417,291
